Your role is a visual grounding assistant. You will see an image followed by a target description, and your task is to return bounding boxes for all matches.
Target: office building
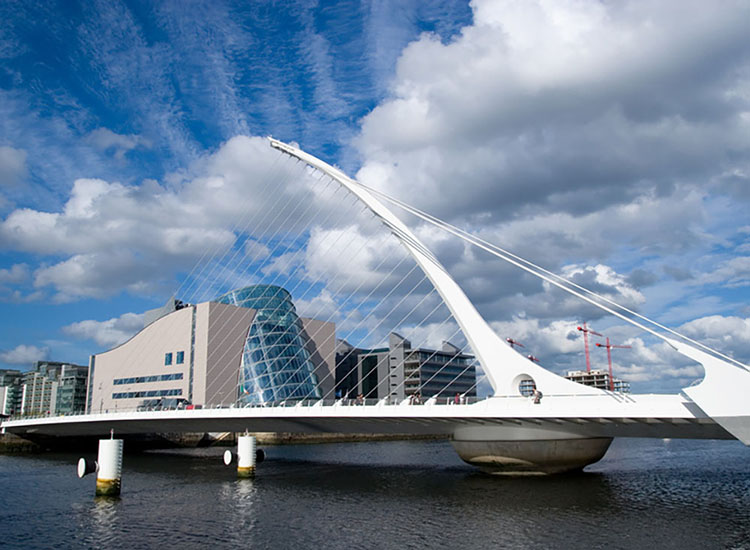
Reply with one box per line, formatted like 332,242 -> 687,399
18,361 -> 88,415
565,369 -> 631,393
335,332 -> 476,403
0,369 -> 23,416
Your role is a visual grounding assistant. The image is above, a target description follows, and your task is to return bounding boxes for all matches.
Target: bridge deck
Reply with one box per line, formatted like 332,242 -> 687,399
1,394 -> 736,441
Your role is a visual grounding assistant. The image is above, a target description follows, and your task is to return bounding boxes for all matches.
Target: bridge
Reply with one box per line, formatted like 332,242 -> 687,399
3,138 -> 749,475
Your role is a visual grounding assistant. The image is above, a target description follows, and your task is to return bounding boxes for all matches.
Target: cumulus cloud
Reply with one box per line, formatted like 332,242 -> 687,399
0,344 -> 49,365
354,0 -> 749,295
678,315 -> 750,362
357,0 -> 750,210
559,264 -> 645,309
63,311 -> 145,348
0,263 -> 28,284
0,136 -> 320,302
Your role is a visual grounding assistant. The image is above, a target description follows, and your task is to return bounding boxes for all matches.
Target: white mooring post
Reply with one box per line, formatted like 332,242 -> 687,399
95,433 -> 123,496
224,433 -> 262,478
236,434 -> 257,478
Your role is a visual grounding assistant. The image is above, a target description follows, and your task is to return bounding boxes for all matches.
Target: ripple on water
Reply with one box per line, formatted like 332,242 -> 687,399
0,438 -> 748,549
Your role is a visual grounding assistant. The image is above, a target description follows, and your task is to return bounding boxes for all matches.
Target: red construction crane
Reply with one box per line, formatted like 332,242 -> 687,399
506,337 -> 524,350
527,354 -> 540,363
577,322 -> 602,372
596,337 -> 632,391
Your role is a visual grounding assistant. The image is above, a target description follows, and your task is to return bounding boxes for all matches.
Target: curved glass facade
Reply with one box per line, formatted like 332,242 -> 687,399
215,285 -> 321,405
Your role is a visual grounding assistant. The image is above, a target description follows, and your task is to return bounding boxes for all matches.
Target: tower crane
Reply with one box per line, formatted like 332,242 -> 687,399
577,322 -> 602,372
596,338 -> 632,391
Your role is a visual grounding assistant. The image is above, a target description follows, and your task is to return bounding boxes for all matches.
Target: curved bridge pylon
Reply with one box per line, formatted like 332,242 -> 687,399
269,137 -> 750,474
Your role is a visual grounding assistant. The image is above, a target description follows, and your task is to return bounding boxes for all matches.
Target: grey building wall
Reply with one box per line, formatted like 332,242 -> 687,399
300,317 -> 336,400
201,302 -> 256,407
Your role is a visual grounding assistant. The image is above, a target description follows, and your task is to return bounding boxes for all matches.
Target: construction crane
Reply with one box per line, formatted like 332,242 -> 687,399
577,322 -> 602,372
596,337 -> 632,391
527,354 -> 540,363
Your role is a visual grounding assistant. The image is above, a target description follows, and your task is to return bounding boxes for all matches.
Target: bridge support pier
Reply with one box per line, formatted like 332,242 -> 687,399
94,437 -> 123,496
236,434 -> 256,478
451,426 -> 612,475
224,434 -> 264,478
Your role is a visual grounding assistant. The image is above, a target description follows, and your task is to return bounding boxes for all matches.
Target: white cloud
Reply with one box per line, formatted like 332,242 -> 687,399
244,239 -> 270,261
86,128 -> 150,160
0,135 -> 316,302
559,263 -> 645,310
0,145 -> 27,186
0,344 -> 49,365
0,263 -> 28,284
701,257 -> 750,288
355,0 -> 750,248
678,315 -> 750,362
63,311 -> 145,348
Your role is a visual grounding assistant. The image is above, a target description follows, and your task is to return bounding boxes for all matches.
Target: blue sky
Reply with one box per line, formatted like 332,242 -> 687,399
0,0 -> 748,393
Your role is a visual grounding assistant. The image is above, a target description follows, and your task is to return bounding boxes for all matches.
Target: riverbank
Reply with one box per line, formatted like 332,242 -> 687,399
227,432 -> 447,445
0,431 -> 447,453
0,433 -> 41,453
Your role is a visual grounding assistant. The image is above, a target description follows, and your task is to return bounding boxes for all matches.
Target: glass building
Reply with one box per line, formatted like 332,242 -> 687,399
215,285 -> 322,405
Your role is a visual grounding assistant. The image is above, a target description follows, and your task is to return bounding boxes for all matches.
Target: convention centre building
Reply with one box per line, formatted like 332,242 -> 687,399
86,285 -> 335,412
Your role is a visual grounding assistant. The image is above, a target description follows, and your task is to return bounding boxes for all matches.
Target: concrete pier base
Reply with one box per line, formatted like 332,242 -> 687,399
452,426 -> 612,475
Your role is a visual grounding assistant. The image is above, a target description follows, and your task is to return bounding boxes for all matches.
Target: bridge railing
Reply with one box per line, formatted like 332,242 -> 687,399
4,392 -> 639,424
2,395 -> 495,422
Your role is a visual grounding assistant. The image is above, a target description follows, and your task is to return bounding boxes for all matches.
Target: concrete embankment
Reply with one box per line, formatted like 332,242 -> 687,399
221,432 -> 448,446
0,431 -> 447,453
0,433 -> 41,453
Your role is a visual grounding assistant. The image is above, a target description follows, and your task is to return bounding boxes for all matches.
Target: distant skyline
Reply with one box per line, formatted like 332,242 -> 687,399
0,1 -> 748,394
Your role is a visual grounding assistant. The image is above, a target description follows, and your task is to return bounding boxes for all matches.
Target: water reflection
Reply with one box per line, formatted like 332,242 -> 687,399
89,496 -> 119,547
217,478 -> 258,546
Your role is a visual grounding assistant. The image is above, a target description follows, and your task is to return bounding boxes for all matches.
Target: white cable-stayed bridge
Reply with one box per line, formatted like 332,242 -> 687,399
3,138 -> 749,475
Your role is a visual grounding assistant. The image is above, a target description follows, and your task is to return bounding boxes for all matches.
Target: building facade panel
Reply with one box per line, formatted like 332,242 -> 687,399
300,317 -> 336,399
88,306 -> 193,412
204,302 -> 256,407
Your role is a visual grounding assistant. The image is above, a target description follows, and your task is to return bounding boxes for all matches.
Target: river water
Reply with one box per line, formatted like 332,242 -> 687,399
1,438 -> 748,549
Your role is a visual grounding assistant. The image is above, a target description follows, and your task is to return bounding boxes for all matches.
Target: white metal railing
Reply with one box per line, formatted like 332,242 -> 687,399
0,390 -> 643,425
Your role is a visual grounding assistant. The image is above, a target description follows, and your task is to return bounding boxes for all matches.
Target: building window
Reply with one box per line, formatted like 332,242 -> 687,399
176,351 -> 184,364
113,373 -> 184,385
165,352 -> 173,366
112,389 -> 182,399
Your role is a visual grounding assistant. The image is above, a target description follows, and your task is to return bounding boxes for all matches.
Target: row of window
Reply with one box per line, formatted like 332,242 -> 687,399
164,351 -> 185,366
113,373 -> 184,385
112,389 -> 182,399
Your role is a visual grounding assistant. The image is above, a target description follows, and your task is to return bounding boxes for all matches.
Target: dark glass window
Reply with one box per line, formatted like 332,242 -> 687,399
176,351 -> 184,364
165,352 -> 173,366
362,356 -> 379,397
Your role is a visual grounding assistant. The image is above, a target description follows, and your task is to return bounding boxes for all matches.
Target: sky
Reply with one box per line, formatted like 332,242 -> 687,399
0,0 -> 748,394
